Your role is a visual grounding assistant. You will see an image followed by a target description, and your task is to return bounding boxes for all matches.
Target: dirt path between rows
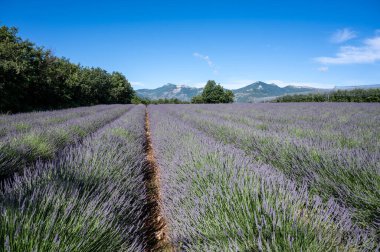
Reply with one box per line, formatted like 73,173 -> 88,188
144,107 -> 173,251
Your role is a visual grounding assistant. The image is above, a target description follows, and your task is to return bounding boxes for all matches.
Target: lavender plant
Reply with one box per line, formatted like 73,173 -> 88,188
1,103 -> 378,251
163,104 -> 380,231
1,105 -> 149,251
0,105 -> 130,179
0,105 -> 115,140
149,105 -> 378,251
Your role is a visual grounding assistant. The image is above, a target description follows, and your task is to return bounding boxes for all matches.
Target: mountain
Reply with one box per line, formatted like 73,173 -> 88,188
136,83 -> 202,101
136,81 -> 318,102
232,81 -> 317,102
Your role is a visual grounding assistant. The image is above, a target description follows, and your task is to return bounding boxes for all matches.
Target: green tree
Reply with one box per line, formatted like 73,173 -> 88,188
0,26 -> 45,112
0,25 -> 136,113
274,89 -> 380,103
192,80 -> 234,104
222,90 -> 234,103
110,72 -> 135,103
191,95 -> 204,104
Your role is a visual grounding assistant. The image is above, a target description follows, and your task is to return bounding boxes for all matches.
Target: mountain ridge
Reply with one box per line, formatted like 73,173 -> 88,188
136,82 -> 380,102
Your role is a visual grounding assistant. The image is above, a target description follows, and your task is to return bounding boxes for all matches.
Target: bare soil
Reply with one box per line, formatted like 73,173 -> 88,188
144,107 -> 173,252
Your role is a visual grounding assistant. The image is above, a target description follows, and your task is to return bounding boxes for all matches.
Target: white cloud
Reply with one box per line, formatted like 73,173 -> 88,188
193,52 -> 219,74
318,66 -> 329,72
316,35 -> 380,64
193,52 -> 213,67
331,28 -> 357,43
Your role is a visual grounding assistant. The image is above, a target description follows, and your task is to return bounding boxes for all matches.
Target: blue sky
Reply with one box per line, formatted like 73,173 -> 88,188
2,0 -> 380,89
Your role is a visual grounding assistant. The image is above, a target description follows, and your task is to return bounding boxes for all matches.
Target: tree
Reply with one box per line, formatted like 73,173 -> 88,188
0,26 -> 43,112
0,25 -> 136,113
192,80 -> 234,104
222,90 -> 234,103
191,95 -> 204,104
110,72 -> 135,103
274,89 -> 380,103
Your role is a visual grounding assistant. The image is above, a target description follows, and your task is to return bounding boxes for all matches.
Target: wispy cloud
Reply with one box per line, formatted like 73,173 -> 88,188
193,52 -> 218,74
193,52 -> 213,67
318,66 -> 329,72
316,34 -> 380,64
331,28 -> 357,43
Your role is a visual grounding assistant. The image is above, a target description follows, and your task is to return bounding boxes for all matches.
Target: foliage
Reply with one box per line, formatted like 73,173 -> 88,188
0,26 -> 135,113
274,88 -> 380,102
191,80 -> 234,103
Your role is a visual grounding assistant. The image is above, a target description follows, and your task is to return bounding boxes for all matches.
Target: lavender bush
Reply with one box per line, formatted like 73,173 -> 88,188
162,104 -> 380,231
0,105 -> 130,179
0,105 -> 114,140
1,103 -> 378,251
1,105 -> 149,251
149,104 -> 378,250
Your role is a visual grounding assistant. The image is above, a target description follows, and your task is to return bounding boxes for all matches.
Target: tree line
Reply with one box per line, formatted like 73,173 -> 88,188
0,26 -> 135,113
132,97 -> 189,105
274,89 -> 380,103
0,26 -> 234,113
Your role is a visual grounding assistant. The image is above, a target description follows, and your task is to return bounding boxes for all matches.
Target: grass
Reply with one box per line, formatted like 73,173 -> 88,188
17,133 -> 55,159
13,123 -> 31,132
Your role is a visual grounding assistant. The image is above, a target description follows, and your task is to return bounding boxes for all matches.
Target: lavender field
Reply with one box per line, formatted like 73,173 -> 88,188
1,103 -> 379,251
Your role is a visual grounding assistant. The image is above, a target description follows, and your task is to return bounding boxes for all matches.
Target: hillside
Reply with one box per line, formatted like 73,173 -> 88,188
136,81 -> 318,102
136,84 -> 202,101
232,81 -> 317,102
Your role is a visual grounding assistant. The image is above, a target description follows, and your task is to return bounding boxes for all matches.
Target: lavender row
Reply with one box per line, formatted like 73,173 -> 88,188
163,104 -> 380,230
148,105 -> 376,251
0,105 -> 130,179
1,105 -> 149,251
0,105 -> 118,139
178,103 -> 380,152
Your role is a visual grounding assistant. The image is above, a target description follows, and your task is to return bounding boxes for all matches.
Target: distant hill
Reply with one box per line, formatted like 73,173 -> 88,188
136,84 -> 202,102
232,81 -> 318,102
136,81 -> 319,102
